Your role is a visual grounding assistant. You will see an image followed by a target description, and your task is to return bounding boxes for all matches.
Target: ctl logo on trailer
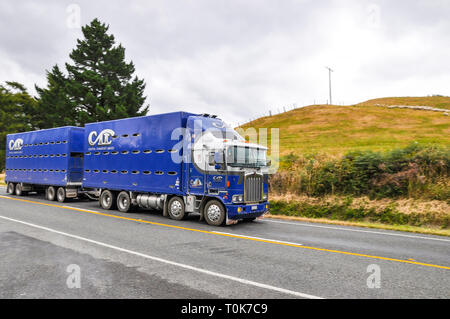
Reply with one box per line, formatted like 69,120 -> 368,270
9,139 -> 24,151
88,129 -> 115,146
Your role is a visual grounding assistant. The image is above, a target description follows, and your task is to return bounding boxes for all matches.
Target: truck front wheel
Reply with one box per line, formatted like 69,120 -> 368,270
117,191 -> 132,213
167,196 -> 186,220
204,200 -> 226,226
100,190 -> 116,210
6,182 -> 15,195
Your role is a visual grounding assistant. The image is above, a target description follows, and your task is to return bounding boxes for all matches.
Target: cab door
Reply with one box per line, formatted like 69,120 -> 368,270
187,148 -> 208,195
205,151 -> 227,195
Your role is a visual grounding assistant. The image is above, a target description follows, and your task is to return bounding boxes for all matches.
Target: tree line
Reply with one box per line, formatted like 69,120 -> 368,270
0,19 -> 149,170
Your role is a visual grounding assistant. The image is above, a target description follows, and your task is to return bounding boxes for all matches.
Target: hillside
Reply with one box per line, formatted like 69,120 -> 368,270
238,97 -> 450,156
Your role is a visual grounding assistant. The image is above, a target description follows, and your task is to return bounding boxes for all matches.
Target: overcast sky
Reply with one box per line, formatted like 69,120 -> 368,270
1,0 -> 449,126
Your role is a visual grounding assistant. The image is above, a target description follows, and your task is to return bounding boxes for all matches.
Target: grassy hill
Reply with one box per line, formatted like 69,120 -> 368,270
238,97 -> 450,156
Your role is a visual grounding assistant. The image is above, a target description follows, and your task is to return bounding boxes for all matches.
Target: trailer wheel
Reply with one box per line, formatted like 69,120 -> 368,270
6,182 -> 15,195
46,186 -> 56,201
204,200 -> 226,226
117,191 -> 132,213
56,187 -> 66,203
100,190 -> 116,210
167,196 -> 186,220
15,183 -> 24,196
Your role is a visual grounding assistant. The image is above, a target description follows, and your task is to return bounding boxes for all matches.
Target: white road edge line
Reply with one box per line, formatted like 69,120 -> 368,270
212,231 -> 303,246
0,214 -> 323,299
264,219 -> 450,242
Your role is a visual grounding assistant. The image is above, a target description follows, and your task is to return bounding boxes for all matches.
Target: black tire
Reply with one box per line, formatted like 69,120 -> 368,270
117,191 -> 132,213
6,182 -> 15,195
56,187 -> 66,203
100,190 -> 116,210
15,183 -> 23,196
46,186 -> 56,201
167,196 -> 186,220
204,200 -> 226,226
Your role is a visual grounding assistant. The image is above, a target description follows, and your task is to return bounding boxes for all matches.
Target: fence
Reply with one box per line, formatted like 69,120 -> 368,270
234,99 -> 347,128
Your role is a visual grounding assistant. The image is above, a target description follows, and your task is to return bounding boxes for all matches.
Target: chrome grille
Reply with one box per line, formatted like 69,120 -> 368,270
245,174 -> 263,202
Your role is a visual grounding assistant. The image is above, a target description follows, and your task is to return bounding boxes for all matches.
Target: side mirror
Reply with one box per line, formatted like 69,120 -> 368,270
209,151 -> 225,170
214,152 -> 225,170
214,151 -> 224,164
208,153 -> 215,166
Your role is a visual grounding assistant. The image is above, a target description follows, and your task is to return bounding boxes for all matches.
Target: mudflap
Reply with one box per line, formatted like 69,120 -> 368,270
163,197 -> 169,217
226,214 -> 238,226
257,211 -> 269,220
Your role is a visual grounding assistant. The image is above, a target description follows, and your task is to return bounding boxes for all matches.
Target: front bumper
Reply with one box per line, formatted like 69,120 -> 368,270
226,202 -> 269,220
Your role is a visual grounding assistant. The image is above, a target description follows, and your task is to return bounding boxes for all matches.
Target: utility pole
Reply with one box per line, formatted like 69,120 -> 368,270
325,66 -> 333,105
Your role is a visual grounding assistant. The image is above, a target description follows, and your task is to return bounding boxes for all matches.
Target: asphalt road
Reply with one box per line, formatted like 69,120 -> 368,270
0,187 -> 449,299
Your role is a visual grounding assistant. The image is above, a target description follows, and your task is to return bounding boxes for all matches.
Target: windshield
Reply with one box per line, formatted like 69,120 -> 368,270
209,128 -> 244,141
226,145 -> 267,167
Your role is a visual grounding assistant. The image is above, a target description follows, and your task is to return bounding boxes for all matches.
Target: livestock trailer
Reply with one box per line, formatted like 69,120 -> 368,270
5,126 -> 84,201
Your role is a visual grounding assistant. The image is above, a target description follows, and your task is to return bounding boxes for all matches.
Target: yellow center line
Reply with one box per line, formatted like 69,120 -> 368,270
1,195 -> 449,270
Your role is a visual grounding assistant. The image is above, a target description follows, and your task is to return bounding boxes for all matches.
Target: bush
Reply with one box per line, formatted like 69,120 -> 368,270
271,143 -> 450,200
269,199 -> 449,228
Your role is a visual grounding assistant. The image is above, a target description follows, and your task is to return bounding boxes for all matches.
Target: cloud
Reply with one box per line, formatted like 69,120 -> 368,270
0,0 -> 449,126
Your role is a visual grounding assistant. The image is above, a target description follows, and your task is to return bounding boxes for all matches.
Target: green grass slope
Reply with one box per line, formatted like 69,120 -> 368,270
238,97 -> 450,156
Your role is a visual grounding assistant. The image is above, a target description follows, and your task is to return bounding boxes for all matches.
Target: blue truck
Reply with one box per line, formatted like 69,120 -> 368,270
5,112 -> 270,226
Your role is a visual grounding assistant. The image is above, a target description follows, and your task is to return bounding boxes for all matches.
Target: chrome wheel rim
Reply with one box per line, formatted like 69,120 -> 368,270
170,200 -> 183,217
102,193 -> 111,207
207,204 -> 222,222
119,195 -> 128,210
48,188 -> 55,199
57,189 -> 64,201
7,183 -> 14,194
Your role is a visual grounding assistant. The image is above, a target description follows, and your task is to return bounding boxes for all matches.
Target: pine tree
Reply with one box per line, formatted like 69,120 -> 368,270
36,18 -> 149,127
34,65 -> 77,128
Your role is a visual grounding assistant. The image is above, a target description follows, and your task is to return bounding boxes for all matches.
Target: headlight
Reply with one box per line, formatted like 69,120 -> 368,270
232,194 -> 244,203
263,193 -> 268,200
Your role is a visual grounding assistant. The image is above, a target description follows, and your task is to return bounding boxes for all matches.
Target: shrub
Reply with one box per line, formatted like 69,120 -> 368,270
269,199 -> 449,228
271,143 -> 450,200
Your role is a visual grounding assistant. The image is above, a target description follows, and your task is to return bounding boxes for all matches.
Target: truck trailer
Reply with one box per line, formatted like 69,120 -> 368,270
4,112 -> 270,226
5,126 -> 84,201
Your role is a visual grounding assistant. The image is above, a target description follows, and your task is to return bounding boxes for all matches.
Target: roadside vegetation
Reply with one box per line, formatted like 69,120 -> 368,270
271,144 -> 449,200
268,195 -> 449,236
267,144 -> 449,235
